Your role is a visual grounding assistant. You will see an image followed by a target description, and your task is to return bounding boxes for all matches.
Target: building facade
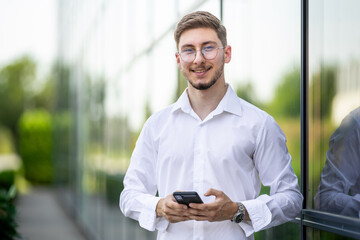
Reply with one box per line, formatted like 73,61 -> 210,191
54,0 -> 360,239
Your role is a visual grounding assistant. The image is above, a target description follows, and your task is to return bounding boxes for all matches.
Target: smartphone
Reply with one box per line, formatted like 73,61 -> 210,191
173,191 -> 203,207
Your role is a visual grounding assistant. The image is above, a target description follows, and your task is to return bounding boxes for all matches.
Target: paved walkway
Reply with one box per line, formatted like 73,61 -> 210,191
16,187 -> 87,240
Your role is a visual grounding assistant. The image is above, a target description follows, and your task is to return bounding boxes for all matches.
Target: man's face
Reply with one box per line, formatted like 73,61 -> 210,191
176,27 -> 231,90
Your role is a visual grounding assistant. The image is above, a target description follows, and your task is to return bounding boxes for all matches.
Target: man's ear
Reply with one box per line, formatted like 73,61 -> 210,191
224,45 -> 232,63
175,52 -> 181,69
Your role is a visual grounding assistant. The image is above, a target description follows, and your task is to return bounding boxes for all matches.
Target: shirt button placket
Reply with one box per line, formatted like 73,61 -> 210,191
193,122 -> 205,240
193,123 -> 205,193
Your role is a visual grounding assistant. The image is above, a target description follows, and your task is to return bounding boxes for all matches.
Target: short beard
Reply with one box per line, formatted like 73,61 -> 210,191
186,65 -> 224,90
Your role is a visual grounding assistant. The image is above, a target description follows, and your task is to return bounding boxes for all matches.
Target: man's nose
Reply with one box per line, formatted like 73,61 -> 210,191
193,49 -> 205,64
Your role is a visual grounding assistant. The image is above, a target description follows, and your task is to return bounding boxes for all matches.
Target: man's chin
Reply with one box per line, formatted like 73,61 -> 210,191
188,79 -> 217,90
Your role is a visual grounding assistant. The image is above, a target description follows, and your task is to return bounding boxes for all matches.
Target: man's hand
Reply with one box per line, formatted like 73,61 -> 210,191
187,188 -> 241,222
156,193 -> 191,223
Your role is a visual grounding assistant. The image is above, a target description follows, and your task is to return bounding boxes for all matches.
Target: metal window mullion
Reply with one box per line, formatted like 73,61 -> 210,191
301,0 -> 309,239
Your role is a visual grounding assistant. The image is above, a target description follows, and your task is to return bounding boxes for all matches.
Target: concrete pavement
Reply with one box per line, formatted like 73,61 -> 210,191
16,187 -> 87,240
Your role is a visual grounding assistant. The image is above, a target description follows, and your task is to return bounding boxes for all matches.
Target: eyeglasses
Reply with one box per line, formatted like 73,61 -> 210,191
178,46 -> 225,63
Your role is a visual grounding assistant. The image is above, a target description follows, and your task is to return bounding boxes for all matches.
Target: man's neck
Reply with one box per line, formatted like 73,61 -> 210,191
187,80 -> 228,121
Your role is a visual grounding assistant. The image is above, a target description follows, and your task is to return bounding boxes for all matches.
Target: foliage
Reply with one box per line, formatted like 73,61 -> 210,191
52,63 -> 72,185
0,126 -> 15,154
310,64 -> 337,120
18,109 -> 53,184
255,221 -> 300,240
105,172 -> 125,205
173,69 -> 188,101
0,170 -> 15,191
54,62 -> 71,111
269,66 -> 301,118
0,185 -> 20,240
236,82 -> 255,103
0,56 -> 55,152
52,111 -> 71,184
235,81 -> 264,108
0,57 -> 37,147
32,72 -> 55,111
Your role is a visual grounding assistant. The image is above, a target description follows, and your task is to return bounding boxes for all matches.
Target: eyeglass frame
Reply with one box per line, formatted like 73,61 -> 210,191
177,46 -> 226,63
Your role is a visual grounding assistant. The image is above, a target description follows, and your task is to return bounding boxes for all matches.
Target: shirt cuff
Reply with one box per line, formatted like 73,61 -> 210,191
240,195 -> 272,237
138,196 -> 169,232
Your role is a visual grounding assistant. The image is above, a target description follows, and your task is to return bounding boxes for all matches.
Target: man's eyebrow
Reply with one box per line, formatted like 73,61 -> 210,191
180,44 -> 195,49
180,41 -> 218,49
202,41 -> 217,46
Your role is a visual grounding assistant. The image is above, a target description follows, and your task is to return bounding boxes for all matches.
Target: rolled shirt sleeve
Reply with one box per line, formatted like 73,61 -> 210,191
240,196 -> 272,236
137,196 -> 169,231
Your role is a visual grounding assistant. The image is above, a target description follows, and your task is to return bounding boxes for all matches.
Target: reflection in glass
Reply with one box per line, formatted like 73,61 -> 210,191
307,227 -> 356,240
308,0 -> 360,214
314,107 -> 360,218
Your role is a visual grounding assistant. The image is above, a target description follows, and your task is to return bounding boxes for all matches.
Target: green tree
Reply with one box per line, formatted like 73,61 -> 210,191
269,66 -> 301,118
0,57 -> 37,144
0,56 -> 56,151
310,64 -> 337,120
32,72 -> 55,111
173,69 -> 188,101
235,81 -> 262,107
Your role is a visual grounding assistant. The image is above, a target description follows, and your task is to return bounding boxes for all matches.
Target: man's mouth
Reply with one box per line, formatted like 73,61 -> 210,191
193,69 -> 207,73
191,66 -> 212,75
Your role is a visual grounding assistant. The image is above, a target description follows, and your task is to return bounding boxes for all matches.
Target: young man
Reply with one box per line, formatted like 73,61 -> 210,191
120,11 -> 303,240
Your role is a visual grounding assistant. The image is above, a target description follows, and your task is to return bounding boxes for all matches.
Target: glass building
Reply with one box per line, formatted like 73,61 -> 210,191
54,0 -> 360,239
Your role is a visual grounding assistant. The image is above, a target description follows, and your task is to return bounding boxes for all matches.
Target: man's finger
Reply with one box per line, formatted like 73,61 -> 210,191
204,188 -> 222,197
187,207 -> 208,216
188,202 -> 209,210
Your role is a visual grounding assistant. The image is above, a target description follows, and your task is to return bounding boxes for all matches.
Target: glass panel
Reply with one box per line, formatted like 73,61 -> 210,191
55,0 -> 309,239
223,0 -> 301,238
223,0 -> 301,179
256,221 -> 300,240
309,0 -> 360,220
307,226 -> 356,240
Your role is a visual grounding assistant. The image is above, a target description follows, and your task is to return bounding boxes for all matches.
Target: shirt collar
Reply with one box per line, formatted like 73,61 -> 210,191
222,84 -> 243,117
171,84 -> 243,117
171,88 -> 192,114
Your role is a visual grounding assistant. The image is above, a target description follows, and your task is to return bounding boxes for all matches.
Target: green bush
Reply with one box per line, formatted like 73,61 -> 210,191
0,170 -> 15,191
18,109 -> 53,184
0,185 -> 20,240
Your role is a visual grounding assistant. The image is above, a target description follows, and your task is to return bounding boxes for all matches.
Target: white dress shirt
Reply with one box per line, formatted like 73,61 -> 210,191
120,85 -> 303,240
314,107 -> 360,218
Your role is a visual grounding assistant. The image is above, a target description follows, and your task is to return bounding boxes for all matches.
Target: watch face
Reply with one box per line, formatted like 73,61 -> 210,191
235,213 -> 244,223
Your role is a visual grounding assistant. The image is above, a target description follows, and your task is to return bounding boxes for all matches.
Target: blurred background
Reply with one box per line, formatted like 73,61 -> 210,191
0,0 -> 359,239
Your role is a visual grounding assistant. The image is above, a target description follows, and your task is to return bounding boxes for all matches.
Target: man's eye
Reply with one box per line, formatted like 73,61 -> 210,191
182,49 -> 195,55
203,46 -> 215,52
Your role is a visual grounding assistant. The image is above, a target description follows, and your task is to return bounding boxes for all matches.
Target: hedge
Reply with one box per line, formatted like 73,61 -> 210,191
0,170 -> 15,191
18,109 -> 53,184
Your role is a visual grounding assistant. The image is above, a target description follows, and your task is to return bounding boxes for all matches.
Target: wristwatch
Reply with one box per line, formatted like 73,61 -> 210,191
231,202 -> 245,223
